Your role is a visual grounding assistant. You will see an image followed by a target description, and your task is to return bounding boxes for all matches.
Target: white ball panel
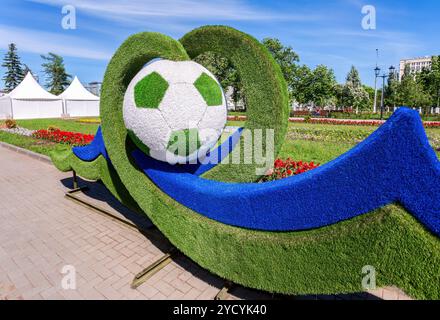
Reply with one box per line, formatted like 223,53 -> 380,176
159,84 -> 207,131
198,105 -> 227,132
199,127 -> 222,149
123,94 -> 171,151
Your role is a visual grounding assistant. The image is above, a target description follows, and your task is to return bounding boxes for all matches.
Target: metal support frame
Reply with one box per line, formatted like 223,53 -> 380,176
64,171 -> 257,299
72,170 -> 78,189
214,281 -> 234,300
65,171 -> 157,236
131,249 -> 177,289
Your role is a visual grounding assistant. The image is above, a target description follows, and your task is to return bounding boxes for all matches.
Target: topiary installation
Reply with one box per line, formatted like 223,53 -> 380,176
123,58 -> 227,164
51,26 -> 440,299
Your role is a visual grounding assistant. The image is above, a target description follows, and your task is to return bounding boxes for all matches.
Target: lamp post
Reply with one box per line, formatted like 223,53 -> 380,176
373,66 -> 381,113
379,65 -> 395,120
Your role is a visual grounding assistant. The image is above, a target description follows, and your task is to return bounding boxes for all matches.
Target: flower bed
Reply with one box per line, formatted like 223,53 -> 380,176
262,158 -> 319,182
227,115 -> 440,128
75,118 -> 101,124
227,115 -> 247,121
32,129 -> 94,146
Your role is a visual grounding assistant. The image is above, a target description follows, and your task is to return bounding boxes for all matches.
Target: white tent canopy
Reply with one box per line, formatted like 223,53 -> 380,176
59,76 -> 100,117
0,72 -> 63,119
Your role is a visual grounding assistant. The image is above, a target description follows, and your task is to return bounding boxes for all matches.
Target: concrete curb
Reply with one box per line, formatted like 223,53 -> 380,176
0,141 -> 53,165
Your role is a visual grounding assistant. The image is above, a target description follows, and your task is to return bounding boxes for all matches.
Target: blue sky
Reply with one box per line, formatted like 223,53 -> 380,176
0,0 -> 438,88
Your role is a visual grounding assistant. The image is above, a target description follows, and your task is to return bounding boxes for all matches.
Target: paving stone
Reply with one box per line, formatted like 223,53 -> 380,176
0,146 -> 414,301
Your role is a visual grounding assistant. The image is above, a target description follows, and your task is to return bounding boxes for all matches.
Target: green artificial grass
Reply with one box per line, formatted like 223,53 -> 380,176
134,71 -> 169,108
278,140 -> 354,164
167,128 -> 201,157
194,73 -> 223,106
48,27 -> 440,299
127,129 -> 150,156
181,26 -> 289,182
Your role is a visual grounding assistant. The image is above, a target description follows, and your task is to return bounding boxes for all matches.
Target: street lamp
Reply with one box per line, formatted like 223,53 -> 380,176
389,65 -> 396,78
379,65 -> 395,120
373,66 -> 381,113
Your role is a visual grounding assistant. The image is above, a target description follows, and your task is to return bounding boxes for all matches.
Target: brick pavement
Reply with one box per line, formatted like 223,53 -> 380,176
0,145 -> 412,300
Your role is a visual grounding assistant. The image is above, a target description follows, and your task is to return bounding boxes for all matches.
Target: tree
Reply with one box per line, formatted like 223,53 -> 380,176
363,85 -> 375,103
430,56 -> 440,108
1,43 -> 24,92
346,66 -> 362,87
303,65 -> 337,108
385,69 -> 399,109
261,38 -> 301,104
292,64 -> 312,105
334,83 -> 345,109
341,66 -> 370,111
397,65 -> 432,111
194,52 -> 242,107
20,64 -> 34,80
41,53 -> 71,95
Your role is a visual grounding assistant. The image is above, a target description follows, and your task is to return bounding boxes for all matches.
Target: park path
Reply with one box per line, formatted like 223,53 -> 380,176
0,145 -> 410,300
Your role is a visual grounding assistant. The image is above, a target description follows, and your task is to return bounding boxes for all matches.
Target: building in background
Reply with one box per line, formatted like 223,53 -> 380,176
225,86 -> 245,111
399,56 -> 432,80
85,81 -> 102,96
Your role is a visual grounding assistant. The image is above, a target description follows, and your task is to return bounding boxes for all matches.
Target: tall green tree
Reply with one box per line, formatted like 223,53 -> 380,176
41,53 -> 71,95
2,43 -> 24,92
193,52 -> 242,106
21,64 -> 34,79
341,66 -> 370,111
346,66 -> 362,87
431,56 -> 440,108
397,65 -> 432,111
292,64 -> 312,105
385,68 -> 399,109
261,38 -> 301,104
303,65 -> 337,108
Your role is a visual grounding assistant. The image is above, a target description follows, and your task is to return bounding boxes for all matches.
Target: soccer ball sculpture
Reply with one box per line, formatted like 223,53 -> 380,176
123,59 -> 227,164
51,26 -> 440,299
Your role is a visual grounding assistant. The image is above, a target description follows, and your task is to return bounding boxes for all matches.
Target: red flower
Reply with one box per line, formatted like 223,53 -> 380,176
263,158 -> 320,182
32,129 -> 94,146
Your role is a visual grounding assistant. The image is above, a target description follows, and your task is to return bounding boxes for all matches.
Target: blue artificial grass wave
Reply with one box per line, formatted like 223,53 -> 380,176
72,126 -> 243,177
73,127 -> 109,161
132,108 -> 440,236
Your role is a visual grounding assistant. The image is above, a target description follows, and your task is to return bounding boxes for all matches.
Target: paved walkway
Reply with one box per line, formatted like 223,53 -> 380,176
0,145 -> 411,300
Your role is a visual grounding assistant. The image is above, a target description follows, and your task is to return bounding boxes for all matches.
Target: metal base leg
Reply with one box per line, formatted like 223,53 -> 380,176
131,249 -> 177,289
214,281 -> 234,300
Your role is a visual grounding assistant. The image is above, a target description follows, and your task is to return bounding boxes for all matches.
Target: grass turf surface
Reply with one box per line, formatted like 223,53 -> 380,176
134,71 -> 169,108
181,26 -> 289,182
6,116 -> 439,298
6,27 -> 438,298
93,27 -> 440,299
193,72 -> 223,106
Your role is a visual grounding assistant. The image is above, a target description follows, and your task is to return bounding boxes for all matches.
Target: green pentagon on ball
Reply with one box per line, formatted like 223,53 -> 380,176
127,129 -> 150,156
167,128 -> 201,157
134,72 -> 169,108
194,72 -> 223,106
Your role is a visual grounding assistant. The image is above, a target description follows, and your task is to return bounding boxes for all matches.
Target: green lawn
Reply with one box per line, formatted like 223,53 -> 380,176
16,118 -> 100,134
1,117 -> 438,160
227,120 -> 440,160
0,131 -> 70,157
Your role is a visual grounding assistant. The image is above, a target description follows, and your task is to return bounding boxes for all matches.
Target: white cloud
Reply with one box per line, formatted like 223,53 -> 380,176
28,0 -> 321,23
0,25 -> 112,60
